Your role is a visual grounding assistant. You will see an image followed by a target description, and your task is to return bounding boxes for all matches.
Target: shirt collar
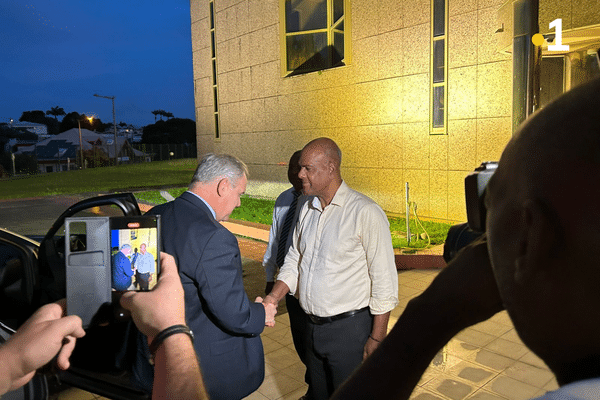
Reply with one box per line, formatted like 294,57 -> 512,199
309,180 -> 348,211
186,190 -> 216,220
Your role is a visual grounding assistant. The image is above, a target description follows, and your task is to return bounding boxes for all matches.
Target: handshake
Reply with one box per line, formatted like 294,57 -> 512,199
255,295 -> 278,327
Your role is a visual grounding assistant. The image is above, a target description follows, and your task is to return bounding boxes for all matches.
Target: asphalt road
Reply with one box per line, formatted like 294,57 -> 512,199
0,195 -> 91,236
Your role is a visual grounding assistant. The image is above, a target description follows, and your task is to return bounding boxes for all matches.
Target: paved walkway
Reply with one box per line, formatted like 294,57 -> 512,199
57,217 -> 557,400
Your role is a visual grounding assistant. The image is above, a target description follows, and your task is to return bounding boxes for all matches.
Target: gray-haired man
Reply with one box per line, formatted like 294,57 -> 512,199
147,153 -> 276,400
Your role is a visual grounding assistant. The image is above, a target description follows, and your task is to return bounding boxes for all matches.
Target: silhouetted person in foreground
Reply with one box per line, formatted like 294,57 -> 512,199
333,78 -> 600,400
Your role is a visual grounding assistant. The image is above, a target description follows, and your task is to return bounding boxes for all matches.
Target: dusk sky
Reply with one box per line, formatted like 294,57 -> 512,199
0,1 -> 194,128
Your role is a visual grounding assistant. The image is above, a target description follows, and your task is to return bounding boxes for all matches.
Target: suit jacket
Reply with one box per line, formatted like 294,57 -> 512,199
112,251 -> 133,291
149,191 -> 265,400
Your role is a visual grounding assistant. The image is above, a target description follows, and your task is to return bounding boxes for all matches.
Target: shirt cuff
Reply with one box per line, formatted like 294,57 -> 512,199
369,297 -> 399,315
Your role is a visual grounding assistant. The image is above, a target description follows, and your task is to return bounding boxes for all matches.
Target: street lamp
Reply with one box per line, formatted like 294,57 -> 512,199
94,93 -> 118,165
77,116 -> 93,169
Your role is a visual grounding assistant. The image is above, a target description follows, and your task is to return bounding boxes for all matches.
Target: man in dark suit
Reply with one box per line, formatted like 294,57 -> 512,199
148,153 -> 276,400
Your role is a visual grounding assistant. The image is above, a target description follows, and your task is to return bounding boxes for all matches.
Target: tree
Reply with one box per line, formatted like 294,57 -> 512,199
142,118 -> 196,144
151,109 -> 171,121
59,112 -> 82,132
19,110 -> 59,135
19,110 -> 46,124
45,106 -> 66,121
59,112 -> 103,133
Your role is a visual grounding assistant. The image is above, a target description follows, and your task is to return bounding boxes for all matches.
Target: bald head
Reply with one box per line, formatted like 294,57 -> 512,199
302,137 -> 342,171
501,77 -> 600,241
298,137 -> 343,206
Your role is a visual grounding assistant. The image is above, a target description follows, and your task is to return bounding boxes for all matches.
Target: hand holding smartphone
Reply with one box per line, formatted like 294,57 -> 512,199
65,215 -> 161,328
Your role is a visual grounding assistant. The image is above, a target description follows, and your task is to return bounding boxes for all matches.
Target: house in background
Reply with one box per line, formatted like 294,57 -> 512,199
9,121 -> 50,139
190,0 -> 600,222
16,128 -> 147,173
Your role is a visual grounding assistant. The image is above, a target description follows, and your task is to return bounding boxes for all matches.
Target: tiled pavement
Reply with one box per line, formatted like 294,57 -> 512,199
247,267 -> 558,400
56,235 -> 558,400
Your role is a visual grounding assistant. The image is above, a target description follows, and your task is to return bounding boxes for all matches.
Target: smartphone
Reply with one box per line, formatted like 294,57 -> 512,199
65,215 -> 161,327
110,215 -> 161,292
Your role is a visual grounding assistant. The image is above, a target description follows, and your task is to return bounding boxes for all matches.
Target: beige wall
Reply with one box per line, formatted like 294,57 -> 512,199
190,0 -> 597,222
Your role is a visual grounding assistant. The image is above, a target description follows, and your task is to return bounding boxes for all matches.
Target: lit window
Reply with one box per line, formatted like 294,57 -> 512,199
281,0 -> 350,76
431,0 -> 447,134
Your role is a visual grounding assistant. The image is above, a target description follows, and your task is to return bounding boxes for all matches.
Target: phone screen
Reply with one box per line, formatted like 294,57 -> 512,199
109,215 -> 160,292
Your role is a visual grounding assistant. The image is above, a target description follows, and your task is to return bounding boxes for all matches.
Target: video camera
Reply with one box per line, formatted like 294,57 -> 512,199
443,161 -> 497,262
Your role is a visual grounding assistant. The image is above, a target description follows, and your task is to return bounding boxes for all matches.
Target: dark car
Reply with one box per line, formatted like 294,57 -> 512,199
0,193 -> 150,400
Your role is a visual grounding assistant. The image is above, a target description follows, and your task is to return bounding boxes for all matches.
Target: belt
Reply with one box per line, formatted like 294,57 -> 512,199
307,307 -> 369,325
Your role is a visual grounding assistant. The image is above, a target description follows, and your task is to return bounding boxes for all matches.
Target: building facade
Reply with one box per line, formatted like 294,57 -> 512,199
190,0 -> 600,222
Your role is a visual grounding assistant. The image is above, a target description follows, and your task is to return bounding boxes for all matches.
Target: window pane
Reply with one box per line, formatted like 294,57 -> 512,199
286,32 -> 327,71
286,0 -> 327,33
571,52 -> 600,88
433,39 -> 445,83
214,114 -> 220,139
213,87 -> 218,112
210,2 -> 214,29
211,31 -> 216,58
334,0 -> 344,24
212,59 -> 217,85
433,86 -> 444,128
334,32 -> 344,61
540,57 -> 564,109
433,0 -> 445,37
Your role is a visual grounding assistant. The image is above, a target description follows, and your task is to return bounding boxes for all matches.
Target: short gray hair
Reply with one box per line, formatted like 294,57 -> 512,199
120,244 -> 131,251
190,153 -> 249,187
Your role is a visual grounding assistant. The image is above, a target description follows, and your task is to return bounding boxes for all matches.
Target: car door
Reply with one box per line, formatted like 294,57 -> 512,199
0,193 -> 150,400
0,230 -> 49,400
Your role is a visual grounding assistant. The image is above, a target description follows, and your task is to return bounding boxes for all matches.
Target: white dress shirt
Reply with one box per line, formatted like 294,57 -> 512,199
262,187 -> 304,282
277,181 -> 399,317
136,251 -> 155,274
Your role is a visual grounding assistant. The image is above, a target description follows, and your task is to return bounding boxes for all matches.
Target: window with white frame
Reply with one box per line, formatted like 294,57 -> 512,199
280,0 -> 350,76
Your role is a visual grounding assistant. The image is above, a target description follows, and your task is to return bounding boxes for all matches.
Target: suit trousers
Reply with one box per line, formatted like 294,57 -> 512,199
286,294 -> 310,387
304,309 -> 373,400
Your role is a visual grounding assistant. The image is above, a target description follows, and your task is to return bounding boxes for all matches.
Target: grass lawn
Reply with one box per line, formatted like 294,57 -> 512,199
0,159 -> 197,199
138,190 -> 452,251
2,161 -> 452,250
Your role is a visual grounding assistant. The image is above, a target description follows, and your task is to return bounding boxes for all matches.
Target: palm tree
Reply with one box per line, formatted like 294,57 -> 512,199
46,106 -> 66,121
152,110 -> 160,122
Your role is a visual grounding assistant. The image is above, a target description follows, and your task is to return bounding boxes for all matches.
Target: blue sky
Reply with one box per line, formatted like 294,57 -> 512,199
0,1 -> 194,127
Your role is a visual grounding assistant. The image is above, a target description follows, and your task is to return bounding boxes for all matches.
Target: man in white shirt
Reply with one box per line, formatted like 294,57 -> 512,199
331,77 -> 600,400
135,243 -> 155,291
265,137 -> 398,400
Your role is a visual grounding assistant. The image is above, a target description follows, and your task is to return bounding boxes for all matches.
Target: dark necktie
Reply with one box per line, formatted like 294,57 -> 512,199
276,191 -> 300,267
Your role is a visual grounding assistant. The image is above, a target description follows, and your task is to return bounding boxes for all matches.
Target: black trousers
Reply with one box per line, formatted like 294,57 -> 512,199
286,294 -> 310,386
136,272 -> 151,291
304,310 -> 373,400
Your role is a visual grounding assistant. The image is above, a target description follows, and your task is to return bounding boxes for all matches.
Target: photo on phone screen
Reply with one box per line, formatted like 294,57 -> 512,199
110,215 -> 160,292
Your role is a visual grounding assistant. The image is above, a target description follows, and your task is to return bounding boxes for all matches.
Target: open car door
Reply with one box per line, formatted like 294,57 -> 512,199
0,193 -> 150,400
